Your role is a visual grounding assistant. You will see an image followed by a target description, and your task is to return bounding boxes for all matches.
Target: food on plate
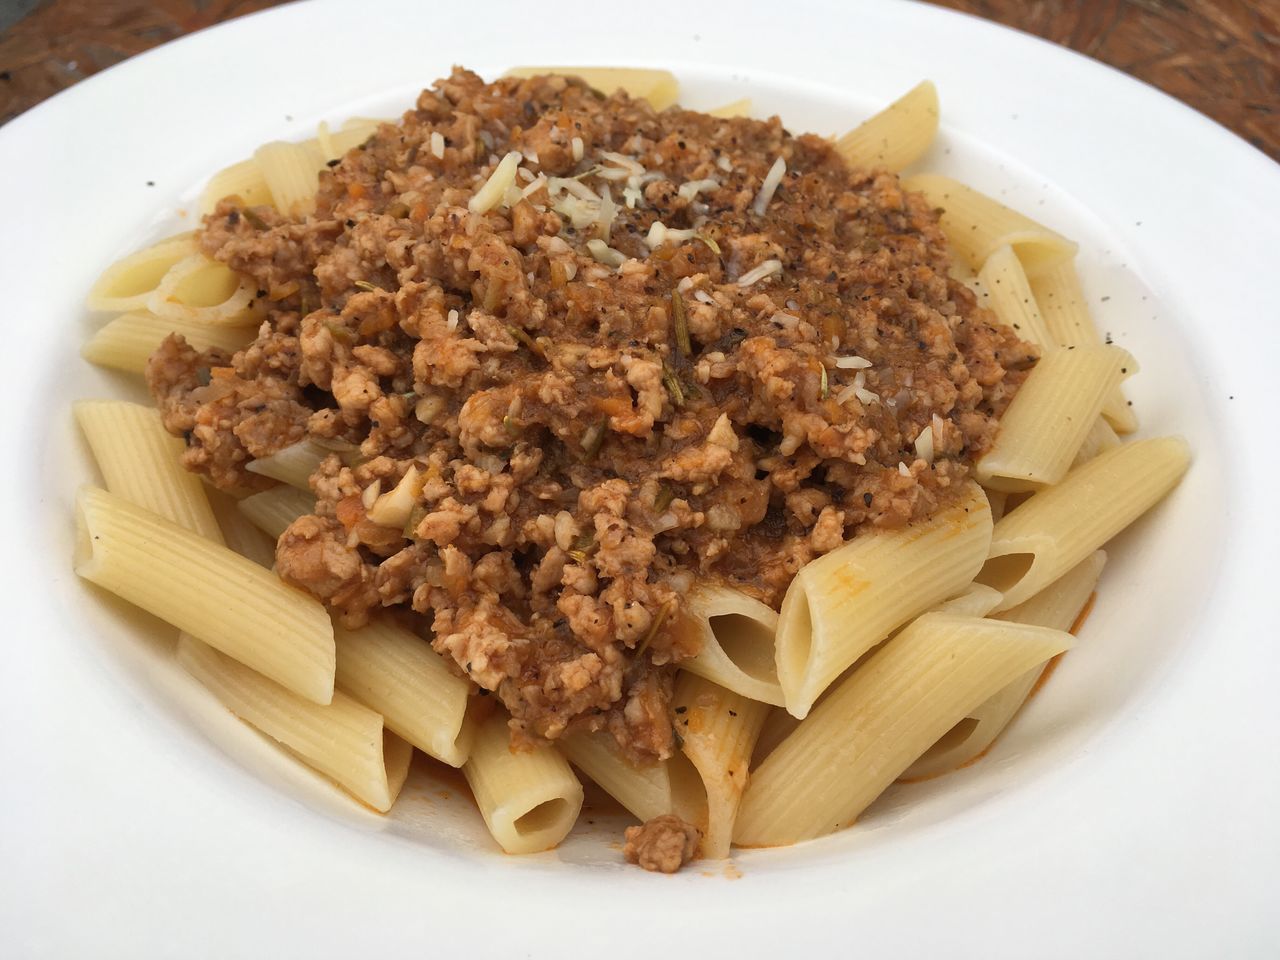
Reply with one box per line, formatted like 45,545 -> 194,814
75,66 -> 1188,870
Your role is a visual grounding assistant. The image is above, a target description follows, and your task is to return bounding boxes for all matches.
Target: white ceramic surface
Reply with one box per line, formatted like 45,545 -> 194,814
2,0 -> 1277,956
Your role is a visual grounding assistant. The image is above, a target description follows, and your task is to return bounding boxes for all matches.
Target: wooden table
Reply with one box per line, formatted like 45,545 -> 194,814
1,0 -> 1276,159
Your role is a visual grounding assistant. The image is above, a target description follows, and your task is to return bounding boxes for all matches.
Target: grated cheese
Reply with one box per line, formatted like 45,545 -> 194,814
596,184 -> 616,241
678,178 -> 720,201
571,137 -> 584,163
469,151 -> 523,214
446,309 -> 459,331
694,290 -> 715,305
586,239 -> 626,267
717,155 -> 733,173
753,156 -> 786,216
644,220 -> 698,249
737,259 -> 782,286
899,461 -> 912,477
834,355 -> 872,369
430,131 -> 445,159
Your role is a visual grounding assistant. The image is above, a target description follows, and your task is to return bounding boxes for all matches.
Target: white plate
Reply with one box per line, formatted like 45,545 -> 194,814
2,0 -> 1277,955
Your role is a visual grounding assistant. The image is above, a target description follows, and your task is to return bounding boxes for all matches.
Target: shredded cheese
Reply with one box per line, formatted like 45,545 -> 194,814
430,131 -> 445,159
898,461 -> 912,477
678,178 -> 720,201
644,220 -> 698,249
586,239 -> 626,267
753,156 -> 786,216
571,137 -> 584,163
834,355 -> 872,369
446,309 -> 459,331
716,155 -> 734,173
737,259 -> 782,287
596,184 -> 616,241
469,151 -> 523,214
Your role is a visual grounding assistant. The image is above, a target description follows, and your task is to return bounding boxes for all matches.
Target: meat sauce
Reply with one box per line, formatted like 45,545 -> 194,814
148,68 -> 1034,763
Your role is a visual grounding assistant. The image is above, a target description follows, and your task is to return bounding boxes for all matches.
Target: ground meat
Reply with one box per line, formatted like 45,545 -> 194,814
623,814 -> 701,873
150,67 -> 1034,761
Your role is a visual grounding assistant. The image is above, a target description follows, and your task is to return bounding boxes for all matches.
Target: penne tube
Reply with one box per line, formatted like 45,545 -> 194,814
502,66 -> 679,110
902,174 -> 1077,277
985,488 -> 1010,523
735,613 -> 1073,846
902,551 -> 1105,780
977,345 -> 1134,491
334,619 -> 474,767
835,79 -> 939,172
705,98 -> 751,119
207,490 -> 278,569
559,730 -> 694,824
463,714 -> 583,855
672,584 -> 784,706
199,157 -> 274,215
672,673 -> 769,859
1029,259 -> 1138,433
325,118 -> 385,157
977,437 -> 1190,611
75,486 -> 335,704
932,583 -> 1004,617
177,635 -> 410,812
82,310 -> 257,375
74,400 -> 223,543
977,243 -> 1056,348
776,481 -> 993,718
85,234 -> 197,313
255,139 -> 327,216
238,485 -> 316,540
146,253 -> 263,326
1072,416 -> 1122,468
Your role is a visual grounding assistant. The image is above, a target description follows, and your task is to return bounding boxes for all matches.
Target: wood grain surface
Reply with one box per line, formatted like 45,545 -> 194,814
1,0 -> 1276,159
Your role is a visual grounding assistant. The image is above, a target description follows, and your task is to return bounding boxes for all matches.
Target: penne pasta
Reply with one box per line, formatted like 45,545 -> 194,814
502,66 -> 679,110
1072,416 -> 1122,468
177,635 -> 410,812
255,139 -> 328,216
977,243 -> 1056,348
672,673 -> 769,859
74,400 -> 223,543
559,730 -> 697,824
978,437 -> 1190,610
705,98 -> 751,119
902,550 -> 1106,780
735,613 -> 1073,846
238,485 -> 316,540
673,584 -> 784,706
85,234 -> 197,313
835,79 -> 939,172
1029,259 -> 1138,433
325,118 -> 385,157
902,174 -> 1077,277
207,490 -> 278,569
776,481 -> 993,718
933,583 -> 1005,617
977,345 -> 1134,491
463,714 -> 583,855
75,486 -> 335,703
199,157 -> 274,215
82,310 -> 257,375
334,619 -> 474,767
